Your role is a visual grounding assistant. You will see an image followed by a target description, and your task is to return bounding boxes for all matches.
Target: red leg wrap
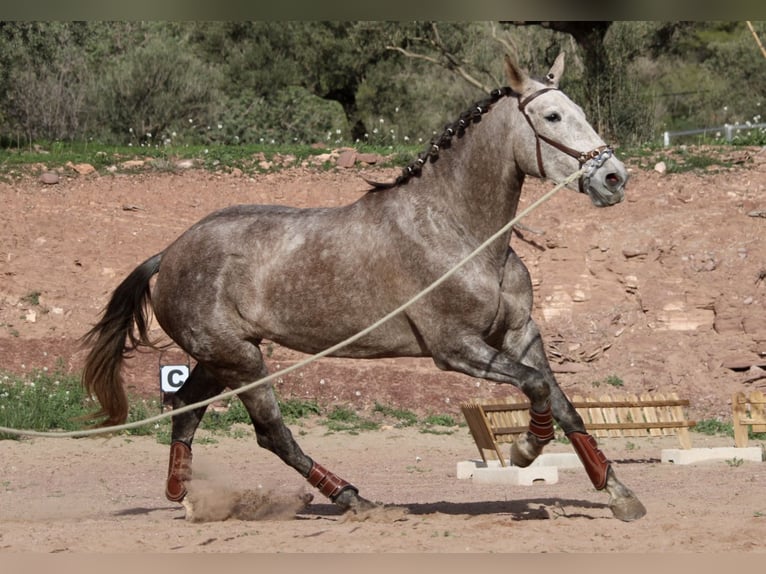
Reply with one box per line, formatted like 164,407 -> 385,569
568,431 -> 610,490
307,462 -> 358,501
528,404 -> 555,443
165,441 -> 192,502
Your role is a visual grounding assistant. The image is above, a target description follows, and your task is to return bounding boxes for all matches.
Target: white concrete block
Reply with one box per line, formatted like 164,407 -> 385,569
456,459 -> 558,485
473,465 -> 558,485
661,447 -> 763,465
456,459 -> 491,479
530,452 -> 583,469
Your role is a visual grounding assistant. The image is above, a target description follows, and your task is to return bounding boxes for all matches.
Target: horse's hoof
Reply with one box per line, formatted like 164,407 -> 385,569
351,496 -> 378,513
334,487 -> 376,513
181,497 -> 197,522
609,493 -> 647,522
510,442 -> 534,467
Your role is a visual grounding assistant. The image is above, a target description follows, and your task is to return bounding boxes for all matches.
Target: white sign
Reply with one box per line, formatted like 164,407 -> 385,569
160,365 -> 189,393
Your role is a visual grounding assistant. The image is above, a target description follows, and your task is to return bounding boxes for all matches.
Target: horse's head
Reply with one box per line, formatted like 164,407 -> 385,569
505,52 -> 628,207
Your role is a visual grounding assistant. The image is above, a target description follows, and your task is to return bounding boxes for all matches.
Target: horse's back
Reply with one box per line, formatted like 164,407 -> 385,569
151,201 -> 428,359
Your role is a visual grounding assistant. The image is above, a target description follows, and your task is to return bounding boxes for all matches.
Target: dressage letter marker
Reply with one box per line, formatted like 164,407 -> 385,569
160,365 -> 189,393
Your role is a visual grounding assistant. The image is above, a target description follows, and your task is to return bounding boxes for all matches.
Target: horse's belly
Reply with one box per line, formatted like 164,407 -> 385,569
259,311 -> 429,359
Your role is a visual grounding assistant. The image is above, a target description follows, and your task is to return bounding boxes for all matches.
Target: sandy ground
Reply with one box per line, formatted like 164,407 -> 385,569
1,425 -> 764,553
1,145 -> 766,552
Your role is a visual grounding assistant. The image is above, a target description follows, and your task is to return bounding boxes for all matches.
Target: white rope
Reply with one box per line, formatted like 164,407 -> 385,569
0,166 -> 587,439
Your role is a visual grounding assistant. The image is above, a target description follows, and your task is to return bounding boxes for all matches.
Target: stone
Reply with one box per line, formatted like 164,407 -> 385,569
39,171 -> 60,185
120,160 -> 145,169
336,149 -> 357,168
357,153 -> 381,165
66,161 -> 96,175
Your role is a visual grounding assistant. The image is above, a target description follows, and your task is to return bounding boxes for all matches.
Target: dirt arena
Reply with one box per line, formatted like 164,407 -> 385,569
1,146 -> 765,552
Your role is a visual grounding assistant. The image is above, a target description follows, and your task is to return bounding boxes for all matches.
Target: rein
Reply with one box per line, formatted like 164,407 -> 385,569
516,87 -> 613,194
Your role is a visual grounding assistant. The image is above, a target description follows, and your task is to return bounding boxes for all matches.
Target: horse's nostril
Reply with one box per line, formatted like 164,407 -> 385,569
605,173 -> 623,189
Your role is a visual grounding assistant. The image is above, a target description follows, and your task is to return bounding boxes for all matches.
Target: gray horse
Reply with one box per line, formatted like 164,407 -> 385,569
82,53 -> 646,522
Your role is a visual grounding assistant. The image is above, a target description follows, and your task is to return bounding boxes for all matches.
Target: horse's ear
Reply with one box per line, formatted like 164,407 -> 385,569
504,53 -> 528,93
545,52 -> 565,87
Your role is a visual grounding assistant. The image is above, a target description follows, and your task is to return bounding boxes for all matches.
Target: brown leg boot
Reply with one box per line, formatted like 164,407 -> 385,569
528,403 -> 555,443
306,461 -> 358,502
567,431 -> 610,490
165,441 -> 192,502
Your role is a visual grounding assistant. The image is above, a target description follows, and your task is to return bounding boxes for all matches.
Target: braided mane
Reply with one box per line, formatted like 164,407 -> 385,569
365,86 -> 517,191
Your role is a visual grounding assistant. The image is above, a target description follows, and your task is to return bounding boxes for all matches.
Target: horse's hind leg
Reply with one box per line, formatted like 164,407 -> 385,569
217,343 -> 374,512
166,364 -> 224,502
234,378 -> 374,512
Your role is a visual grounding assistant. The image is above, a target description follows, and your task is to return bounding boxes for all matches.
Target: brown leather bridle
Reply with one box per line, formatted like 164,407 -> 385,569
516,87 -> 614,194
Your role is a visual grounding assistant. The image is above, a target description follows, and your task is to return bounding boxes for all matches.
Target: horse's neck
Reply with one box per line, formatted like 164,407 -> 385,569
406,101 -> 523,247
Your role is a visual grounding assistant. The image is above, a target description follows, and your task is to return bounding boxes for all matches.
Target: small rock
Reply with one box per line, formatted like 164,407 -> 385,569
622,248 -> 648,259
66,161 -> 96,175
654,161 -> 667,174
175,159 -> 195,170
39,171 -> 60,185
313,153 -> 334,164
357,153 -> 381,165
572,289 -> 588,302
120,160 -> 145,169
623,275 -> 639,292
336,150 -> 357,168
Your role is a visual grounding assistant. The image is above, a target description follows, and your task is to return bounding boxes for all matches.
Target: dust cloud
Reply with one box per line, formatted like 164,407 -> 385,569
182,479 -> 313,522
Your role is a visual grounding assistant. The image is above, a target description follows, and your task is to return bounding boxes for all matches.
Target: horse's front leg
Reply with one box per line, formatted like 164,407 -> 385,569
432,333 -> 558,457
502,319 -> 647,522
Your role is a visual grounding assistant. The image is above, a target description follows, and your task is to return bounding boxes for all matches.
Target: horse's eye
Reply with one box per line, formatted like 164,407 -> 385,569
545,112 -> 562,122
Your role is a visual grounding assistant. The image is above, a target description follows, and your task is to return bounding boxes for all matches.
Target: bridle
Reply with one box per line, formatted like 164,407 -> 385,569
516,87 -> 614,194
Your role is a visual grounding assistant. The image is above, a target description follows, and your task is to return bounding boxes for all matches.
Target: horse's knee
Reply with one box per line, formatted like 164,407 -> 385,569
520,374 -> 551,406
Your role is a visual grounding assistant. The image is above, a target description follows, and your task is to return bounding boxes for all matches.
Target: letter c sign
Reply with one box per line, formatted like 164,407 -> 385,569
160,365 -> 189,393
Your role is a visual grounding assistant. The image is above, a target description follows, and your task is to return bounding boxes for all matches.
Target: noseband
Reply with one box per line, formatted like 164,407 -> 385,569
517,87 -> 614,194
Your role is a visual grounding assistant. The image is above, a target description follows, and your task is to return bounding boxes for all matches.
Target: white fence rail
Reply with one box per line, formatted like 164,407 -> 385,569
663,122 -> 766,147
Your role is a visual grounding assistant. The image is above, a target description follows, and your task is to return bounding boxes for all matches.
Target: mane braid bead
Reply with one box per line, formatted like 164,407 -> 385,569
366,86 -> 514,190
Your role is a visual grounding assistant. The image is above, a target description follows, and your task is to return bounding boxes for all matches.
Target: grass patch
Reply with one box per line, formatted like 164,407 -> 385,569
20,291 -> 41,307
372,402 -> 418,427
323,405 -> 380,434
619,143 -> 739,174
0,369 -> 91,439
199,395 -> 321,436
278,397 -> 322,424
591,374 -> 624,388
0,141 -> 417,178
420,414 -> 460,435
691,419 -> 766,441
0,368 -> 465,443
693,419 -> 734,437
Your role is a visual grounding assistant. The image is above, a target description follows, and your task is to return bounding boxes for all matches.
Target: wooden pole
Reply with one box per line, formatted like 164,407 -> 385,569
746,21 -> 766,61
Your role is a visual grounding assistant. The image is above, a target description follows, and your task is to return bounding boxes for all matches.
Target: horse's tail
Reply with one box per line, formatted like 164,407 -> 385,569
80,253 -> 163,427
